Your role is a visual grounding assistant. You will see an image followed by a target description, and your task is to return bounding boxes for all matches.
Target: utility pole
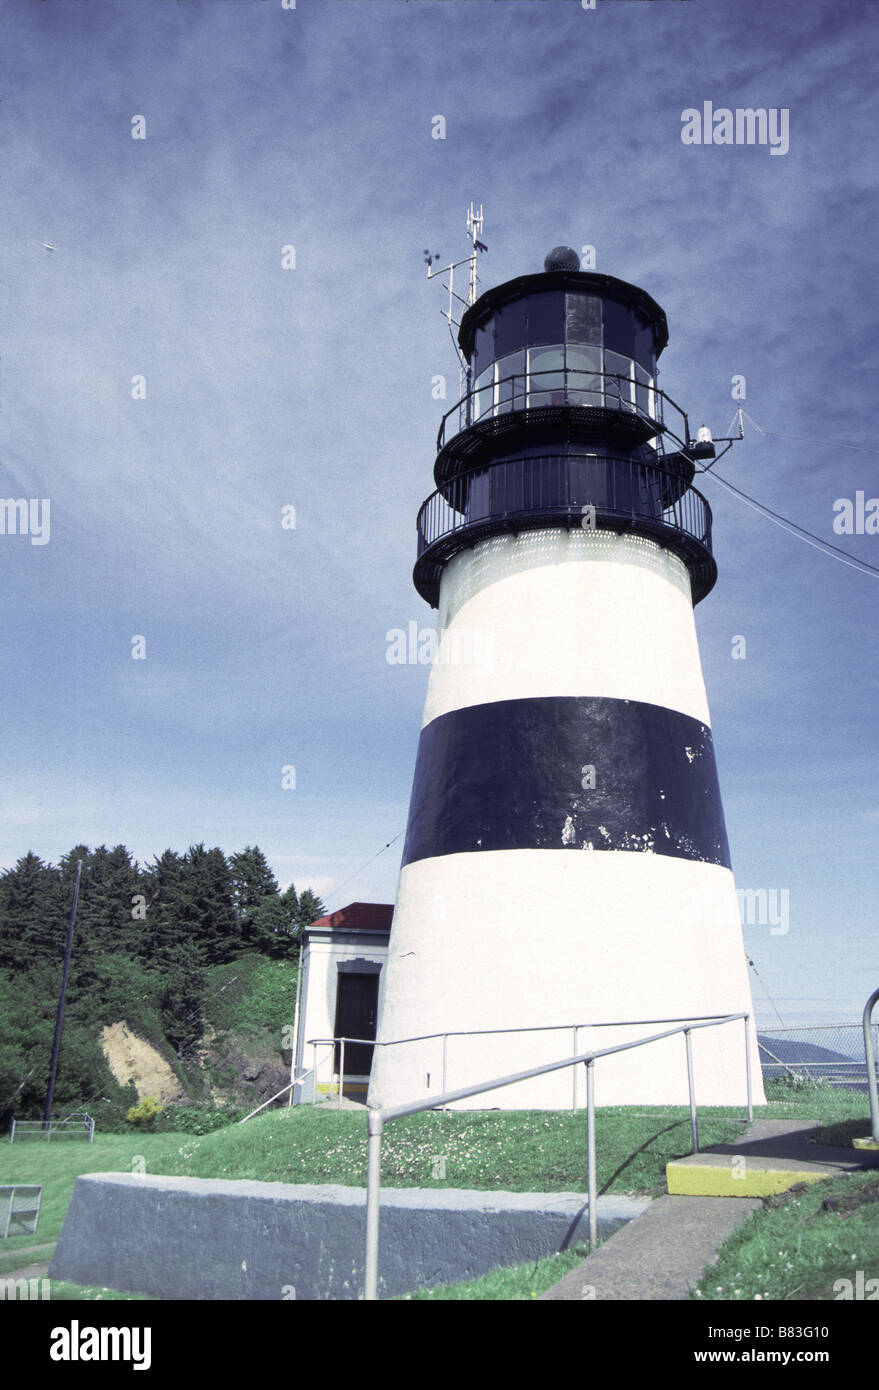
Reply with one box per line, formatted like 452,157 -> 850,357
43,858 -> 82,1127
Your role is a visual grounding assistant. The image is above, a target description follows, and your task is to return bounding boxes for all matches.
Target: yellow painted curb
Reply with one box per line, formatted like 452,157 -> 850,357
666,1163 -> 827,1197
852,1136 -> 879,1151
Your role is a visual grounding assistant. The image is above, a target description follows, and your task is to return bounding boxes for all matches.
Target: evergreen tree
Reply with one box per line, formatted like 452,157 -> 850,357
56,845 -> 147,1001
142,849 -> 191,959
0,852 -> 64,973
229,846 -> 279,920
229,846 -> 283,954
295,888 -> 326,932
183,844 -> 238,966
82,844 -> 145,959
158,942 -> 205,1060
248,885 -> 300,958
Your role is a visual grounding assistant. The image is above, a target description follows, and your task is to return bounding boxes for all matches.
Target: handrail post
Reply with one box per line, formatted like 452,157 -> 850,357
9,1119 -> 14,1144
863,987 -> 879,1144
744,1015 -> 753,1122
442,1033 -> 448,1104
572,1027 -> 578,1111
339,1038 -> 346,1110
684,1028 -> 699,1154
586,1058 -> 597,1251
364,1110 -> 384,1301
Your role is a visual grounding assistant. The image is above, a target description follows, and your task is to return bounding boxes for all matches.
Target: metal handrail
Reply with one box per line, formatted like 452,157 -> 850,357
436,365 -> 692,455
307,1038 -> 379,1109
363,1012 -> 752,1300
308,1013 -> 744,1110
863,987 -> 879,1143
238,1067 -> 318,1124
311,1014 -> 744,1050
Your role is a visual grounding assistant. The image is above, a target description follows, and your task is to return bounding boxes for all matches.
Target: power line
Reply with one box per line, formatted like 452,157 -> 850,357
733,409 -> 879,457
323,832 -> 404,913
747,954 -> 787,1030
702,469 -> 879,579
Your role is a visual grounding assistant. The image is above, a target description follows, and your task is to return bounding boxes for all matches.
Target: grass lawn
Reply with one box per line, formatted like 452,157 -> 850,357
396,1244 -> 594,1300
690,1172 -> 879,1301
0,1277 -> 157,1301
0,1132 -> 185,1271
2,1094 -> 874,1301
43,1281 -> 156,1300
0,1106 -> 744,1293
137,1104 -> 750,1196
808,1117 -> 877,1148
753,1084 -> 870,1124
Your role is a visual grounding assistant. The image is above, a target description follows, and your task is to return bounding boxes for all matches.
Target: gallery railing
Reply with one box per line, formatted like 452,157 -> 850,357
414,453 -> 716,604
435,366 -> 693,454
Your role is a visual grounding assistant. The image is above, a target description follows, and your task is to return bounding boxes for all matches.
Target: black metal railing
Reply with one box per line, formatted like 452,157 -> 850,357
413,454 -> 716,606
436,367 -> 692,455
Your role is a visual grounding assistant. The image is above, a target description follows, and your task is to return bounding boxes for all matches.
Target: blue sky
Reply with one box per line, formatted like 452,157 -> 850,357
2,0 -> 877,1027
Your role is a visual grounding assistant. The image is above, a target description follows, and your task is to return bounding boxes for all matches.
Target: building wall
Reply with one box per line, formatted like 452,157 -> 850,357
297,932 -> 388,1098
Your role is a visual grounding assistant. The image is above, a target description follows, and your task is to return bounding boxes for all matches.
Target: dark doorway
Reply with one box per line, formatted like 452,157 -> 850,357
334,972 -> 380,1076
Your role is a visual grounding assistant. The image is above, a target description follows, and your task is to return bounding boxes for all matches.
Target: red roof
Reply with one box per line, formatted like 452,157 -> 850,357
307,901 -> 393,933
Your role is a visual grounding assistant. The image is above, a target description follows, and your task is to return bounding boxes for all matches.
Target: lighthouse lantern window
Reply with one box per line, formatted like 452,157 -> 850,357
523,292 -> 565,348
565,344 -> 602,406
472,323 -> 495,376
602,296 -> 638,362
604,349 -> 636,410
468,341 -> 654,424
473,365 -> 494,421
491,301 -> 526,360
634,363 -> 653,418
495,350 -> 526,414
528,346 -> 565,405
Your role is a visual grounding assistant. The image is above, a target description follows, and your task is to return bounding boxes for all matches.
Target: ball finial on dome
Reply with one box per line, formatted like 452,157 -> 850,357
544,246 -> 580,273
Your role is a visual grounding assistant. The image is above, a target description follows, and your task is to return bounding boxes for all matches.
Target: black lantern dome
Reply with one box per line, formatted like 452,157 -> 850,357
413,251 -> 717,608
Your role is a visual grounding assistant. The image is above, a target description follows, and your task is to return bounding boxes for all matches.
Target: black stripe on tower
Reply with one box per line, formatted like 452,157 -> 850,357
402,696 -> 731,869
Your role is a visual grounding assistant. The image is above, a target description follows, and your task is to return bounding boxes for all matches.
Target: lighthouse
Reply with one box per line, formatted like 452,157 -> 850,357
369,241 -> 764,1110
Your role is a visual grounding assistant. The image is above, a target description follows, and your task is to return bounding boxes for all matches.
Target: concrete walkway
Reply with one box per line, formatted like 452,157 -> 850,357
0,1241 -> 55,1262
0,1242 -> 56,1284
541,1119 -> 879,1300
0,1260 -> 51,1281
541,1193 -> 761,1300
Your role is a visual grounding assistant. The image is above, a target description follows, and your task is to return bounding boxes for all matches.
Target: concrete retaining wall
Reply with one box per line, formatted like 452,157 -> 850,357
50,1172 -> 649,1300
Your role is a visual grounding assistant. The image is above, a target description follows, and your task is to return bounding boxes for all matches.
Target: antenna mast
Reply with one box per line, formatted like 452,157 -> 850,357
424,202 -> 487,406
466,201 -> 485,307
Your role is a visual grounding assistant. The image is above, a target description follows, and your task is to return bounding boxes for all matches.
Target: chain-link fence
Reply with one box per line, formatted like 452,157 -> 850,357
758,1025 -> 879,1115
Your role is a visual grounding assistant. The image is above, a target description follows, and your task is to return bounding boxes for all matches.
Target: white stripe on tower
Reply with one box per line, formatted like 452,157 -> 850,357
426,528 -> 710,727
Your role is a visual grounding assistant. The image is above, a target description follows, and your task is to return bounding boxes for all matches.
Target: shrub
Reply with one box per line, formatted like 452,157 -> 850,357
126,1095 -> 163,1129
153,1102 -> 247,1134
